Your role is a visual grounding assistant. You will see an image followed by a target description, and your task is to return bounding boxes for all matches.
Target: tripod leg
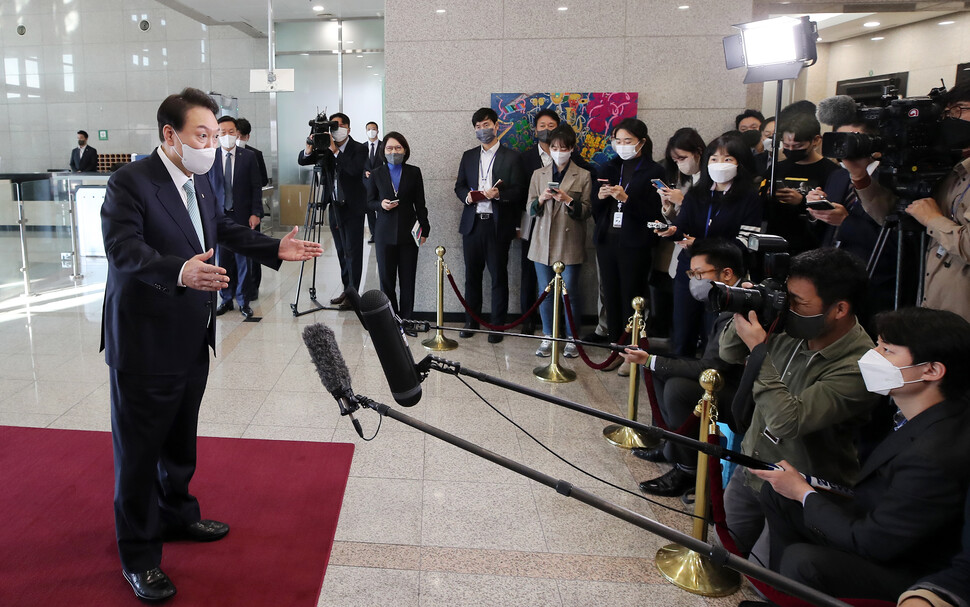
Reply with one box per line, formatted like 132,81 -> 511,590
894,228 -> 905,310
916,231 -> 928,306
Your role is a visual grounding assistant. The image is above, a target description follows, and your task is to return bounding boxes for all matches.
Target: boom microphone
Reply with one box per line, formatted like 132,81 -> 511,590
302,322 -> 363,436
343,286 -> 368,330
816,95 -> 859,127
359,289 -> 422,407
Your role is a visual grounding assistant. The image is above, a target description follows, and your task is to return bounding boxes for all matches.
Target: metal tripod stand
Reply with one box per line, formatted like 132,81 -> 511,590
867,206 -> 927,309
291,157 -> 339,317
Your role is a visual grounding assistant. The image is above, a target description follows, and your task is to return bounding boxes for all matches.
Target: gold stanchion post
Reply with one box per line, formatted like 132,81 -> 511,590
655,369 -> 741,596
603,297 -> 659,449
534,261 -> 576,383
422,246 -> 458,352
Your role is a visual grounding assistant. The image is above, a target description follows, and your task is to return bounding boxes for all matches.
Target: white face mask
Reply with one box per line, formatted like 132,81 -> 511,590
676,157 -> 699,176
614,141 -> 641,161
707,162 -> 738,184
218,134 -> 237,149
173,132 -> 216,175
550,150 -> 571,166
235,139 -> 246,148
857,349 -> 927,396
333,127 -> 349,143
366,129 -> 378,140
688,277 -> 713,302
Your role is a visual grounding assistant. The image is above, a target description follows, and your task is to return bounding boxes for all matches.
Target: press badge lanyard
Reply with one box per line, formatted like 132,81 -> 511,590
614,158 -> 645,228
479,150 -> 497,190
704,192 -> 722,237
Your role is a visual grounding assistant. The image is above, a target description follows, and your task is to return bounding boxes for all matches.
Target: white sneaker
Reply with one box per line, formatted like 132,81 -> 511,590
536,338 -> 552,357
563,342 -> 579,358
617,360 -> 631,376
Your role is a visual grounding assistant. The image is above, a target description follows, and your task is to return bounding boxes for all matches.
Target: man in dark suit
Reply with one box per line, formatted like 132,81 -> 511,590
101,88 -> 321,602
362,121 -> 382,243
234,117 -> 268,302
454,107 -> 525,343
298,113 -> 367,307
207,116 -> 263,318
753,307 -> 970,601
70,129 -> 98,172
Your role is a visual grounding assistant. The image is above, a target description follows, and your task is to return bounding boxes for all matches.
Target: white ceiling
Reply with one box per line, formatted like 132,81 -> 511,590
158,0 -> 385,36
805,10 -> 963,42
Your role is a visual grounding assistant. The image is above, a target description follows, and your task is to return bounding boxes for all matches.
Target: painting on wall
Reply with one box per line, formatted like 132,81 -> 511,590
490,92 -> 639,167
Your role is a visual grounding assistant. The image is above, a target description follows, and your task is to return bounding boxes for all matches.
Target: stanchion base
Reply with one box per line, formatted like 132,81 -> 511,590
422,333 -> 458,351
602,424 -> 659,449
533,363 -> 576,383
655,544 -> 741,597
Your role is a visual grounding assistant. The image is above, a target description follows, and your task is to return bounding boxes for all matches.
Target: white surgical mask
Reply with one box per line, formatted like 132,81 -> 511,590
707,162 -> 738,184
614,141 -> 641,161
550,150 -> 570,166
688,277 -> 713,302
366,129 -> 378,140
173,132 -> 216,175
333,127 -> 349,143
235,139 -> 246,148
857,349 -> 927,396
218,134 -> 237,149
676,157 -> 699,176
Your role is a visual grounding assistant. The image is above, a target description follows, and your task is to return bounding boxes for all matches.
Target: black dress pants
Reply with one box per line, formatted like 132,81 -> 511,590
376,240 -> 419,318
595,240 -> 651,342
462,216 -> 511,326
330,204 -> 364,291
519,237 -> 539,325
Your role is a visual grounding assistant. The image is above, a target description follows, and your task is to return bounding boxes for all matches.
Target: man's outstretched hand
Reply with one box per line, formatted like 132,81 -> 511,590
278,226 -> 323,261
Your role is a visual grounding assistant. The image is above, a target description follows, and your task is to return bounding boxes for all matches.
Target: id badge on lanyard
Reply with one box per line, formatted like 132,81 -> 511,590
613,202 -> 624,228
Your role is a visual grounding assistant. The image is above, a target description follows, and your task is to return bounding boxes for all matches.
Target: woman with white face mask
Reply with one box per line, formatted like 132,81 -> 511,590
526,125 -> 593,359
592,118 -> 665,374
655,133 -> 763,357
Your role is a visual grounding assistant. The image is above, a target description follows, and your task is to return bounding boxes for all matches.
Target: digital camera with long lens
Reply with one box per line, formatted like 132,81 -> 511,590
709,234 -> 790,328
308,112 -> 338,153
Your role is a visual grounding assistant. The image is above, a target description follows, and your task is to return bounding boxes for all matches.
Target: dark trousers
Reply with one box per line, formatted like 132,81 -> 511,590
519,237 -> 539,324
671,271 -> 709,357
462,217 -> 511,326
330,204 -> 365,291
376,240 -> 419,318
217,245 -> 250,307
761,485 -> 917,600
595,240 -> 651,341
655,376 -> 737,467
367,210 -> 377,236
110,347 -> 209,572
247,222 -> 262,300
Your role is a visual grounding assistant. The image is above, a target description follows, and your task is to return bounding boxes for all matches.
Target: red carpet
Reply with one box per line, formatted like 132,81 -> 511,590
0,426 -> 354,606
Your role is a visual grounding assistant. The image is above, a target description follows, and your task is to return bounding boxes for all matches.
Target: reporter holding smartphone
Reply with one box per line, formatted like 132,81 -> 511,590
527,125 -> 592,358
366,132 -> 430,319
655,133 -> 763,357
593,118 -> 665,373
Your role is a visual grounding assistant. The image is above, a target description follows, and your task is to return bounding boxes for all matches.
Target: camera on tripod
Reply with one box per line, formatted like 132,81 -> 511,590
307,112 -> 339,153
709,234 -> 790,327
821,84 -> 961,200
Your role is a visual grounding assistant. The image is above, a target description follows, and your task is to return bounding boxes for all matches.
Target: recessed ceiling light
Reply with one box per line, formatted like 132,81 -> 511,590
558,6 -> 568,11
366,65 -> 373,68
939,20 -> 956,25
357,54 -> 363,58
345,40 -> 353,44
678,5 -> 689,9
863,21 -> 880,28
312,5 -> 323,11
436,9 -> 446,13
870,36 -> 884,41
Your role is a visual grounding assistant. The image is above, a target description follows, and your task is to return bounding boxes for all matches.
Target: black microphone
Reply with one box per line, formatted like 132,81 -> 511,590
302,322 -> 364,437
343,286 -> 368,330
816,95 -> 858,127
359,289 -> 422,407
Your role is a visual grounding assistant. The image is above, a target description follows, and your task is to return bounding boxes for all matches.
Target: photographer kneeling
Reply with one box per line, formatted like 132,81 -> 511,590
718,247 -> 880,558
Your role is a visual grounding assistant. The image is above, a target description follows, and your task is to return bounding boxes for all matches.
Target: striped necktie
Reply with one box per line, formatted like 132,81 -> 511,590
183,179 -> 205,251
223,151 -> 233,211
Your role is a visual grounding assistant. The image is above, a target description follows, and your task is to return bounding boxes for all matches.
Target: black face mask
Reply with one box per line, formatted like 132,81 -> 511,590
536,129 -> 553,144
741,129 -> 762,149
942,118 -> 970,151
784,147 -> 809,162
784,308 -> 828,340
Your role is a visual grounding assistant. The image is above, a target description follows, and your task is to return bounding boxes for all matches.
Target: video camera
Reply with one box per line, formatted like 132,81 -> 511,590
821,84 -> 961,200
307,112 -> 339,154
709,234 -> 790,327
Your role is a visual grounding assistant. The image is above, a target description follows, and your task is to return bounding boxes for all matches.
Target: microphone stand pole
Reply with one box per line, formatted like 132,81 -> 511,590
353,394 -> 849,607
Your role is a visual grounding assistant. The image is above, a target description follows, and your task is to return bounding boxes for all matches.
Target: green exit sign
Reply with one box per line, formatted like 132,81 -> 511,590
98,130 -> 108,141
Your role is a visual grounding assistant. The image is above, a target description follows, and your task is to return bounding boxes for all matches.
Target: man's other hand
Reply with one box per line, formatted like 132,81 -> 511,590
183,249 -> 229,291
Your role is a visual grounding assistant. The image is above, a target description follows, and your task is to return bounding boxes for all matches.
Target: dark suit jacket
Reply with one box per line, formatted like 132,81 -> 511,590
363,139 -> 384,174
100,150 -> 282,375
592,155 -> 665,247
911,484 -> 970,605
70,145 -> 98,172
366,163 -> 430,246
454,144 -> 525,240
299,138 -> 368,218
768,398 -> 970,577
206,146 -> 263,227
246,144 -> 269,187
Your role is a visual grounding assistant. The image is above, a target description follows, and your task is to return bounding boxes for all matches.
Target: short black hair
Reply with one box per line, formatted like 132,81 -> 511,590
217,115 -> 237,128
944,81 -> 970,106
472,107 -> 498,126
735,109 -> 765,129
612,118 -> 653,159
534,109 -> 561,126
366,121 -> 379,130
77,130 -> 89,138
236,117 -> 252,136
664,127 -> 706,185
780,111 -> 821,142
548,124 -> 576,150
788,247 -> 868,315
688,238 -> 746,277
156,87 -> 219,142
381,131 -> 410,163
329,112 -> 350,126
875,307 -> 970,399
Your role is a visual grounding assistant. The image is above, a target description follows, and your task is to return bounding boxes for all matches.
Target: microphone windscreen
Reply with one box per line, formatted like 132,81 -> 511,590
302,323 -> 352,396
816,95 -> 858,127
359,289 -> 422,407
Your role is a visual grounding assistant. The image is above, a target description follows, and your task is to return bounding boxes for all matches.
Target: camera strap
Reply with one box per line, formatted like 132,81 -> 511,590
731,342 -> 768,434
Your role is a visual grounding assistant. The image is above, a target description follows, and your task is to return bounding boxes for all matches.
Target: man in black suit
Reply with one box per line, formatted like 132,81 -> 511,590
235,117 -> 268,302
298,113 -> 367,307
753,307 -> 970,600
101,87 -> 321,602
454,107 -> 525,343
70,129 -> 98,172
362,121 -> 382,243
207,116 -> 263,318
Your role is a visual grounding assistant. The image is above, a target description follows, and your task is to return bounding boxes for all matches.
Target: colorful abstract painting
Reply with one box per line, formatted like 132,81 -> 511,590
490,92 -> 639,167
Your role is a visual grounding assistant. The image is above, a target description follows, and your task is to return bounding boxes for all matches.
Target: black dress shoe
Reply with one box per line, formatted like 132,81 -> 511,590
632,444 -> 668,463
123,568 -> 176,602
487,332 -> 504,344
459,324 -> 478,338
240,305 -> 254,319
582,331 -> 609,344
165,519 -> 230,542
638,467 -> 696,497
215,300 -> 233,316
330,293 -> 347,305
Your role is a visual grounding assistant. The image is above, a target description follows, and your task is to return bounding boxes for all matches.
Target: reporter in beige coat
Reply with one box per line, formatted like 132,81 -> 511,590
526,125 -> 592,358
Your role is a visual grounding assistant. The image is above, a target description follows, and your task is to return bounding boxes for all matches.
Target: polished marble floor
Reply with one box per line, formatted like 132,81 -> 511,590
0,228 -> 759,606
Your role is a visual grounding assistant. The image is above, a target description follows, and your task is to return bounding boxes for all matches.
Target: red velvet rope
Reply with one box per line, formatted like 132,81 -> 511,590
445,270 -> 550,331
560,292 -> 627,370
